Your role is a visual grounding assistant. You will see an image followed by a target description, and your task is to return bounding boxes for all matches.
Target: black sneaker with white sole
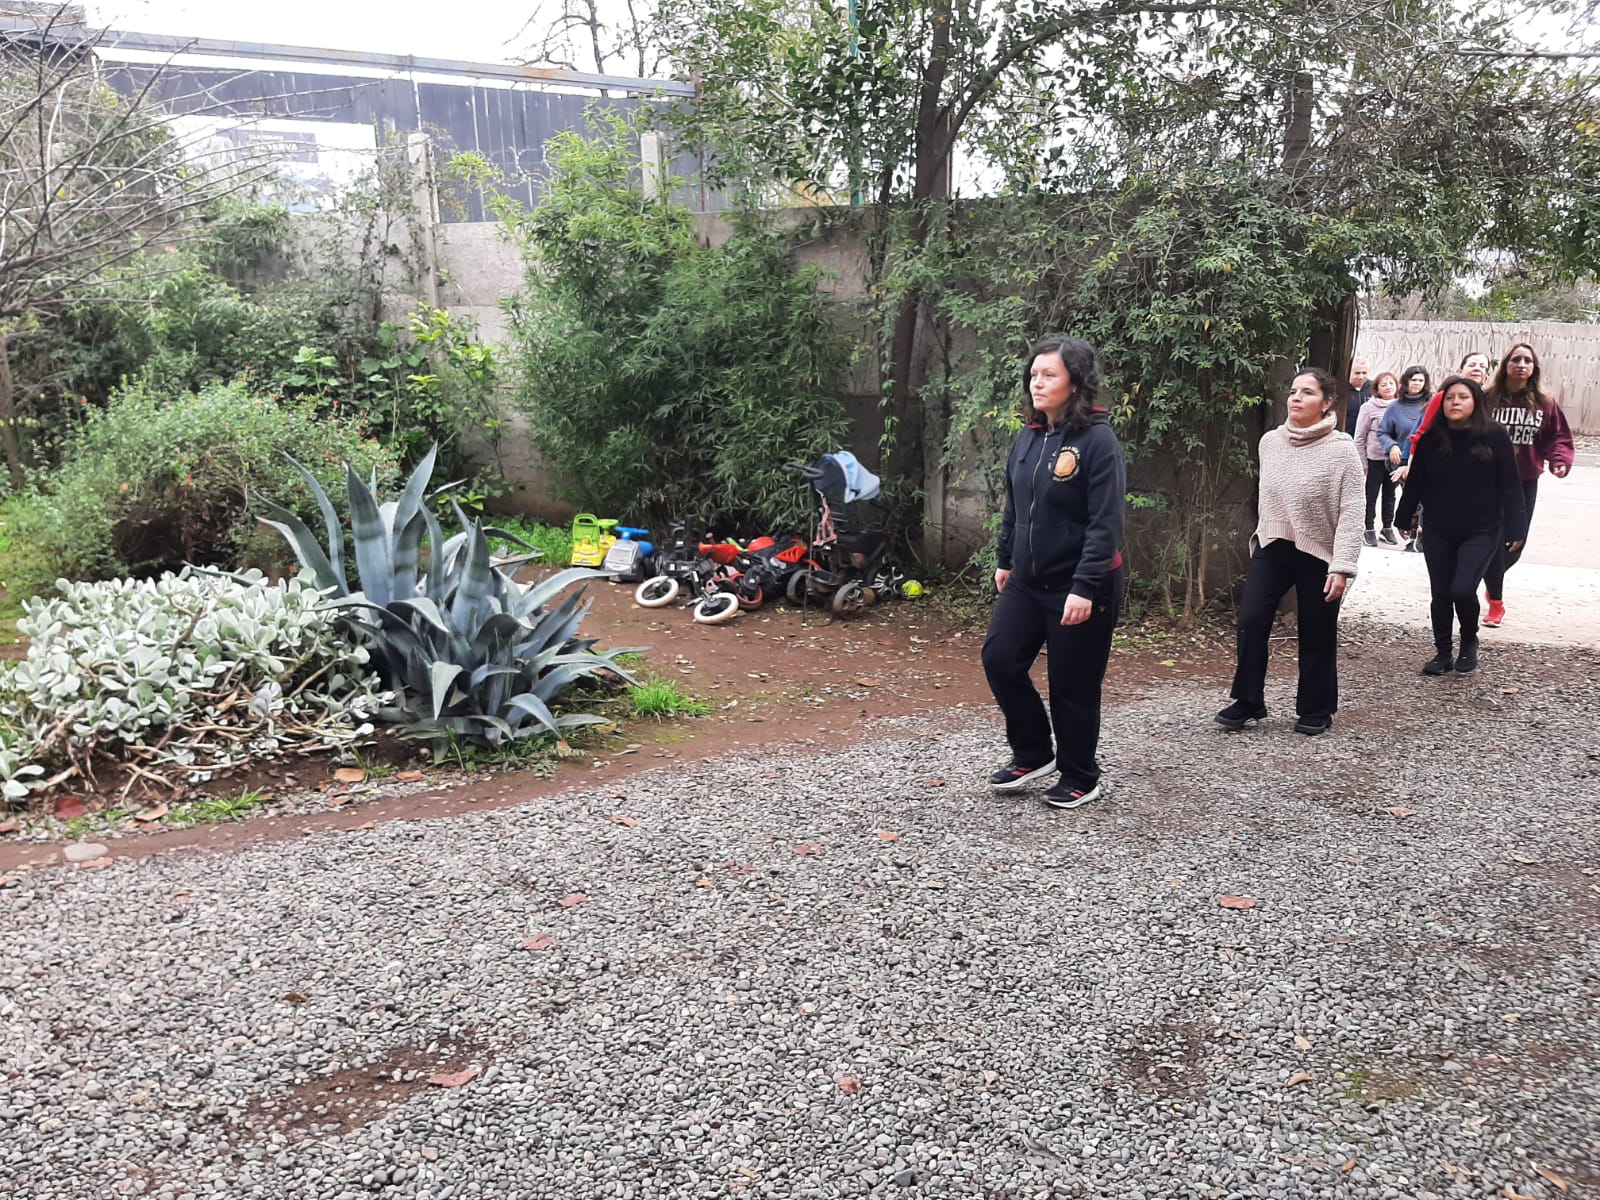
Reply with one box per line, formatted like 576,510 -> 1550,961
1214,700 -> 1268,731
1421,652 -> 1454,676
1043,780 -> 1101,809
989,760 -> 1055,791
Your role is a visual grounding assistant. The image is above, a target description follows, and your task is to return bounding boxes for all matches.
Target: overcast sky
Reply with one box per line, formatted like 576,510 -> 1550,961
88,1 -> 542,63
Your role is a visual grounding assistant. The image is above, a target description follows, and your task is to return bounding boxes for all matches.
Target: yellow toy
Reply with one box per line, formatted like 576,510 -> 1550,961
570,514 -> 618,567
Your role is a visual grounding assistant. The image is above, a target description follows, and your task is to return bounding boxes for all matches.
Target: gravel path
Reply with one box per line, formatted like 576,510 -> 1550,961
2,625 -> 1597,1200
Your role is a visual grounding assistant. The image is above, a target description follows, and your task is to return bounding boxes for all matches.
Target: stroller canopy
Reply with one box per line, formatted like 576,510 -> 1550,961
805,451 -> 881,503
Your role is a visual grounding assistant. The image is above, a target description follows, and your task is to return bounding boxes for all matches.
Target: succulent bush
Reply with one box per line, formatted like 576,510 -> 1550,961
0,571 -> 387,800
261,445 -> 637,754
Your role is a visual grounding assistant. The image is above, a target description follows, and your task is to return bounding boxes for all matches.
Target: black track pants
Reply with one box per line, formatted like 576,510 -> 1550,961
1422,526 -> 1499,651
982,570 -> 1123,791
1482,479 -> 1538,601
1230,540 -> 1343,719
1364,459 -> 1396,530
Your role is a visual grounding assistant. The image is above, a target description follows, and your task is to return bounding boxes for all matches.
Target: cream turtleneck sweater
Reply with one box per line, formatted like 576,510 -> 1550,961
1252,414 -> 1366,577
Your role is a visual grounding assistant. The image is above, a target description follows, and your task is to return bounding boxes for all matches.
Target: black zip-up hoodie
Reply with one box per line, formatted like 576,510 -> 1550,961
996,412 -> 1126,598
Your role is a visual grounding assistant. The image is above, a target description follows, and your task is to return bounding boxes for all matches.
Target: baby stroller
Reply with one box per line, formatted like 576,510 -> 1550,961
782,452 -> 903,617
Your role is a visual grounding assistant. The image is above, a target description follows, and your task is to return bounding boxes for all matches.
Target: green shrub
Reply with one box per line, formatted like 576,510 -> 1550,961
0,570 -> 386,801
7,378 -> 399,592
504,118 -> 849,531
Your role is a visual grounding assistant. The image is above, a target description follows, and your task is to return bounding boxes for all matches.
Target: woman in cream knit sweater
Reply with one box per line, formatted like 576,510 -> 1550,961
1216,367 -> 1366,736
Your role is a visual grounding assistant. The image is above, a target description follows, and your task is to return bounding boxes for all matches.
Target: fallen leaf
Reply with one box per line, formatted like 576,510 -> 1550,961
53,796 -> 87,821
555,739 -> 580,758
611,791 -> 628,799
1500,686 -> 1521,694
353,821 -> 376,831
924,881 -> 946,890
325,794 -> 350,807
1286,1072 -> 1311,1087
1511,853 -> 1540,865
557,893 -> 589,908
725,861 -> 754,875
1218,894 -> 1258,910
793,843 -> 821,856
521,934 -> 556,951
80,857 -> 114,869
426,1068 -> 479,1088
282,992 -> 309,1004
1504,1189 -> 1538,1200
694,878 -> 714,889
835,1075 -> 862,1095
133,804 -> 168,822
0,817 -> 19,834
395,770 -> 425,782
333,767 -> 367,784
922,778 -> 945,787
1160,658 -> 1177,667
877,830 -> 901,843
1502,1012 -> 1521,1023
1340,1158 -> 1357,1173
1294,1033 -> 1313,1050
609,815 -> 639,827
1536,1168 -> 1569,1193
854,678 -> 880,687
1384,806 -> 1417,818
0,875 -> 20,888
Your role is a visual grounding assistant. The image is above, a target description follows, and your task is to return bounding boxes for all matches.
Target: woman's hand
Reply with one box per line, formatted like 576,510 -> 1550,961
1551,461 -> 1571,478
1507,539 -> 1524,553
1387,446 -> 1401,466
1061,595 -> 1093,626
1324,573 -> 1348,602
1391,462 -> 1410,482
994,568 -> 1010,593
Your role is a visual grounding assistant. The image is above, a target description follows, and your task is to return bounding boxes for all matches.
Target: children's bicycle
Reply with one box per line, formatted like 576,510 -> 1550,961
782,454 -> 903,617
632,519 -> 747,624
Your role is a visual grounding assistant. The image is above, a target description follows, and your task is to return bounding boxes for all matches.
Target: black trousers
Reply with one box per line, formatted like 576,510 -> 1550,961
983,569 -> 1123,791
1422,526 -> 1500,651
1482,479 -> 1538,601
1230,541 -> 1343,719
1363,459 -> 1396,530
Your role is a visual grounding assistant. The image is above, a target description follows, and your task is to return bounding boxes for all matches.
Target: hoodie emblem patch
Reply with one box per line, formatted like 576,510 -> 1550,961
1051,446 -> 1080,480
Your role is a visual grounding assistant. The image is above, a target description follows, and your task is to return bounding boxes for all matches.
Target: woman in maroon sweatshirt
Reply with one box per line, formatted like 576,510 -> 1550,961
1478,342 -> 1575,628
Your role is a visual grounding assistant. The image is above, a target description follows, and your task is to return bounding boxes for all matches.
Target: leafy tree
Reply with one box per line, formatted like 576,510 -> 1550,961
653,0 -> 1599,595
502,120 -> 849,530
0,7 -> 290,487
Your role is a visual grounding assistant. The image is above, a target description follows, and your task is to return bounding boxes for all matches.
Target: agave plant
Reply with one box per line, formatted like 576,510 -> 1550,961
260,445 -> 638,752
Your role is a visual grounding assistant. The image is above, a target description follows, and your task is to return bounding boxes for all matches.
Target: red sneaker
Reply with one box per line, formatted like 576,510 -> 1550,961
1484,599 -> 1505,628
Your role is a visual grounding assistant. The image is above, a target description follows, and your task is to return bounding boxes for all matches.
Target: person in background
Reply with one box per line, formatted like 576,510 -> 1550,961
1354,371 -> 1400,546
1400,350 -> 1492,465
1344,359 -> 1373,431
1216,368 -> 1364,737
1377,365 -> 1431,551
1479,342 -> 1575,627
1394,375 -> 1526,676
985,336 -> 1126,810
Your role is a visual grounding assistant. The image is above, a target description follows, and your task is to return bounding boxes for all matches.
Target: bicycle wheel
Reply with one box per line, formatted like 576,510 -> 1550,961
692,592 -> 742,624
830,581 -> 869,618
634,575 -> 680,608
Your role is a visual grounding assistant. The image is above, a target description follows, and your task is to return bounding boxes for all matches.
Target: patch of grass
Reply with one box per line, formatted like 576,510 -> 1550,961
486,516 -> 573,566
167,788 -> 274,829
630,679 -> 711,720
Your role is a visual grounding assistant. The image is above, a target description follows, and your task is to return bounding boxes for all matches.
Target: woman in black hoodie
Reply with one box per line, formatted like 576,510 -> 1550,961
1394,375 -> 1526,677
983,336 -> 1126,810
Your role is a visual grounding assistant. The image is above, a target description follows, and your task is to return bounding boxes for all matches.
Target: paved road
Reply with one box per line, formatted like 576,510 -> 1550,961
1343,454 -> 1600,647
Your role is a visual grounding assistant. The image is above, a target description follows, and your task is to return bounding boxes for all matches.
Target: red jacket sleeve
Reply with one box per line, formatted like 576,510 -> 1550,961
1408,392 -> 1443,455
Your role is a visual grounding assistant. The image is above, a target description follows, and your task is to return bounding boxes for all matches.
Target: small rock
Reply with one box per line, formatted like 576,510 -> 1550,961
63,843 -> 110,863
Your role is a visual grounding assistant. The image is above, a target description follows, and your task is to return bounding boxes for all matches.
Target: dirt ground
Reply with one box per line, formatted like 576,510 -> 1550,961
0,581 -> 1230,874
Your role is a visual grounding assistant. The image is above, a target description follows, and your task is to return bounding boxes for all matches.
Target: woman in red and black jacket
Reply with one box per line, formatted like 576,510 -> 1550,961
983,336 -> 1126,811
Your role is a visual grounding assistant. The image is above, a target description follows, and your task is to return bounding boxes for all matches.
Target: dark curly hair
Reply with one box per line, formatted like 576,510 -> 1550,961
1022,336 -> 1102,432
1427,375 -> 1495,462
